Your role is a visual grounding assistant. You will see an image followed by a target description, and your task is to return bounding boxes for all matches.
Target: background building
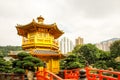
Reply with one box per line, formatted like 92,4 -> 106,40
59,37 -> 74,54
75,37 -> 84,46
95,38 -> 120,51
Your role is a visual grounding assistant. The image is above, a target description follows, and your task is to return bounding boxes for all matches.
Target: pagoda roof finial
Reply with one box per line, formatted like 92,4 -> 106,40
37,15 -> 44,23
32,19 -> 36,22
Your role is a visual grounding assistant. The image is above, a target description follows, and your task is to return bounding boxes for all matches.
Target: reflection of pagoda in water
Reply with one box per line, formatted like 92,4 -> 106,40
14,16 -> 64,73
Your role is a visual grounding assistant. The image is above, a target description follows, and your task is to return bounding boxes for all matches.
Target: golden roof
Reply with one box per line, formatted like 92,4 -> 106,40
16,16 -> 64,39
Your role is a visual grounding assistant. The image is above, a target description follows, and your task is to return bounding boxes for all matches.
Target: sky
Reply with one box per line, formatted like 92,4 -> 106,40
0,0 -> 120,46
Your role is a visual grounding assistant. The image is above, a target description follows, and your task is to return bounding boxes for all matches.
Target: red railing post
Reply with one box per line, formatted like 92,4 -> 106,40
64,70 -> 66,79
85,67 -> 90,79
118,74 -> 120,80
43,68 -> 48,79
50,74 -> 53,80
98,70 -> 103,80
43,62 -> 48,80
21,74 -> 24,80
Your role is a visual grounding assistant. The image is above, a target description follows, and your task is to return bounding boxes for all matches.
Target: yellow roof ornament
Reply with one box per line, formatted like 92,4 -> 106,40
53,23 -> 57,26
32,19 -> 36,22
37,15 -> 44,24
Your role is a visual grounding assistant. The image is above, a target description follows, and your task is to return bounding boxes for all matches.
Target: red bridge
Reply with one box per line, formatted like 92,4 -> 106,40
36,67 -> 120,80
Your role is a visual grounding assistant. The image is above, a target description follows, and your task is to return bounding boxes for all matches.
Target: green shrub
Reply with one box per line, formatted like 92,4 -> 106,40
12,52 -> 44,73
13,68 -> 25,74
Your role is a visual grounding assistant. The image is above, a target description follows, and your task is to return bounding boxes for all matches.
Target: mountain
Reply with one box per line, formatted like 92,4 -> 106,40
101,38 -> 120,43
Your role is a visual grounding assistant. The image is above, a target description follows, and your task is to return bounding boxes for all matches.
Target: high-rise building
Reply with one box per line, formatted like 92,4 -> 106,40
96,38 -> 120,51
59,37 -> 74,54
75,37 -> 84,46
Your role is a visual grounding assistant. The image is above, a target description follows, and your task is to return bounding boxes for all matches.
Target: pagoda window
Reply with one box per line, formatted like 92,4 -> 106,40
43,33 -> 45,37
42,33 -> 46,38
37,32 -> 42,38
29,33 -> 35,39
38,28 -> 45,32
38,32 -> 45,38
38,28 -> 49,33
37,32 -> 52,40
46,33 -> 49,38
41,33 -> 44,38
44,33 -> 48,37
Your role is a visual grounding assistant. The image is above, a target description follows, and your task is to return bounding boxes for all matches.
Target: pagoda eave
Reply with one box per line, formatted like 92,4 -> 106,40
31,53 -> 64,59
16,23 -> 64,38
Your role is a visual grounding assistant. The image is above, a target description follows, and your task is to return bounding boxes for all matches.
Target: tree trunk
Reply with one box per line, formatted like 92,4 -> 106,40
27,70 -> 34,80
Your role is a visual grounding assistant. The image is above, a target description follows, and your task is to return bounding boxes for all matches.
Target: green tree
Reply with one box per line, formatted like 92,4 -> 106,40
0,46 -> 22,56
79,44 -> 100,64
0,53 -> 12,73
72,45 -> 82,54
94,60 -> 107,69
106,59 -> 117,69
93,50 -> 111,69
12,52 -> 44,74
98,50 -> 111,61
60,54 -> 85,69
110,40 -> 120,58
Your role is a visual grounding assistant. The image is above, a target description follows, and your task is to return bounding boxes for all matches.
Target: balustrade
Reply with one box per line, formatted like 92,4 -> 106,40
36,68 -> 76,80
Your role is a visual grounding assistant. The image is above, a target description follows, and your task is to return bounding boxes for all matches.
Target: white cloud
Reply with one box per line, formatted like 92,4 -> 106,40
0,0 -> 120,45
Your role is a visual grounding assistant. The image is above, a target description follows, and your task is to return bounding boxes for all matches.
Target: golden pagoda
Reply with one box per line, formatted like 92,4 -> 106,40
16,16 -> 64,73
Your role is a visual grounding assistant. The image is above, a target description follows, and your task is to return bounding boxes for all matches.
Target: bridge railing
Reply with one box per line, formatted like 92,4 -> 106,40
64,69 -> 80,79
85,67 -> 120,80
36,67 -> 120,80
64,67 -> 120,80
36,68 -> 76,80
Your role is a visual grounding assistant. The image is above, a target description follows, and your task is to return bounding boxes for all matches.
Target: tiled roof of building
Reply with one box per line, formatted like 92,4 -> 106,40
33,50 -> 58,54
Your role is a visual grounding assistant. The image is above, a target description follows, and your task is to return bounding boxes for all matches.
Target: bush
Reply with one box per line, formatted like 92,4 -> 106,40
94,61 -> 107,69
60,54 -> 85,69
67,62 -> 83,69
13,68 -> 25,74
0,56 -> 13,73
17,52 -> 31,60
12,52 -> 44,73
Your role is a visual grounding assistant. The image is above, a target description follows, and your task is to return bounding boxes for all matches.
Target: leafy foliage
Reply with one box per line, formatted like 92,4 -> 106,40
0,46 -> 22,56
60,43 -> 117,70
60,54 -> 85,69
98,50 -> 110,61
93,60 -> 107,69
79,44 -> 100,64
0,53 -> 12,73
110,40 -> 120,58
17,52 -> 31,60
72,45 -> 82,54
12,52 -> 44,74
13,68 -> 25,74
